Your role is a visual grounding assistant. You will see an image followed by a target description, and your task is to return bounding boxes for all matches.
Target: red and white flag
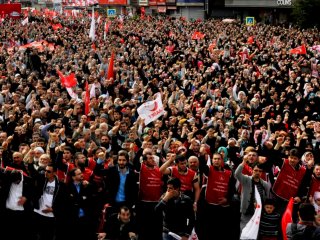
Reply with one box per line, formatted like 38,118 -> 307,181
137,93 -> 164,125
290,45 -> 306,55
281,198 -> 294,240
21,17 -> 28,26
240,186 -> 262,239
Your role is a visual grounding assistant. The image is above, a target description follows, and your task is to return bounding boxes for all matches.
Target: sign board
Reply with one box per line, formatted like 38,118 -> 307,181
107,9 -> 116,16
245,16 -> 255,26
0,3 -> 21,19
276,0 -> 292,5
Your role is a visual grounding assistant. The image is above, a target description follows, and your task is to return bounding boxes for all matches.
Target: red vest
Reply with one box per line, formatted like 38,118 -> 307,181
57,162 -> 74,183
205,166 -> 231,205
308,175 -> 320,198
272,159 -> 306,201
87,157 -> 96,171
171,167 -> 196,192
139,164 -> 163,202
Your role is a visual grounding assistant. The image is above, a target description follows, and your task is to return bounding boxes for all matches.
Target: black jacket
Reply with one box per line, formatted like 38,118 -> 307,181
155,194 -> 195,238
33,175 -> 69,221
104,213 -> 137,240
0,168 -> 33,213
104,165 -> 138,208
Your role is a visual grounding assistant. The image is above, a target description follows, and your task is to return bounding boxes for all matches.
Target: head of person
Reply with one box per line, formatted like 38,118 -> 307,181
166,177 -> 181,198
74,152 -> 86,169
246,149 -> 258,165
39,154 -> 51,168
118,206 -> 131,224
63,146 -> 73,161
142,152 -> 156,168
298,203 -> 316,222
175,155 -> 187,172
314,164 -> 320,178
252,163 -> 264,180
70,167 -> 83,183
45,164 -> 56,181
212,153 -> 223,168
264,198 -> 276,214
188,156 -> 199,172
12,152 -> 23,165
288,148 -> 301,167
117,150 -> 129,169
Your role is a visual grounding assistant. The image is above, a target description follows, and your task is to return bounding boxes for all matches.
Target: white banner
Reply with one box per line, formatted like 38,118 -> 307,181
137,92 -> 164,125
240,185 -> 262,240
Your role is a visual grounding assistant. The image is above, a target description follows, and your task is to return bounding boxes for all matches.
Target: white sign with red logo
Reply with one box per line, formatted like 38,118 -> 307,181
137,92 -> 164,125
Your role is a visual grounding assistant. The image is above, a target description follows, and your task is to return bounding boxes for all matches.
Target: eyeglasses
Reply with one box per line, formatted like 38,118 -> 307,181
45,170 -> 53,173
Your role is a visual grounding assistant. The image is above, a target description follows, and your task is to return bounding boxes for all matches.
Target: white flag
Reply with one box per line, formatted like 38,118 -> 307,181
240,185 -> 262,240
188,228 -> 199,240
90,83 -> 96,98
137,92 -> 164,125
89,6 -> 95,41
21,17 -> 28,26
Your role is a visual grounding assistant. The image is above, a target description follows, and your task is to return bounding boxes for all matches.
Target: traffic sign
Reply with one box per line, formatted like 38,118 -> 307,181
245,17 -> 255,26
107,9 -> 116,17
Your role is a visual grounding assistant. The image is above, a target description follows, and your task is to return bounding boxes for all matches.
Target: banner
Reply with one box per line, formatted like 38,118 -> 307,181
240,186 -> 262,239
137,93 -> 164,125
99,0 -> 127,4
0,3 -> 21,19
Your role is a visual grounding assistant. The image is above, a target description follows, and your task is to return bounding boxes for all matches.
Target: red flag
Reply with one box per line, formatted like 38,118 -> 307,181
290,45 -> 306,55
281,197 -> 294,240
57,71 -> 77,88
91,43 -> 96,51
192,31 -> 205,40
247,36 -> 254,44
85,81 -> 90,115
107,52 -> 115,83
52,23 -> 63,31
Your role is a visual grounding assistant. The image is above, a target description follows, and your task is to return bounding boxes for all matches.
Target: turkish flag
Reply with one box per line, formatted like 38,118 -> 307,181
281,197 -> 294,240
247,36 -> 254,44
192,31 -> 205,40
57,71 -> 77,88
107,52 -> 115,82
85,81 -> 90,115
52,23 -> 63,31
290,45 -> 306,55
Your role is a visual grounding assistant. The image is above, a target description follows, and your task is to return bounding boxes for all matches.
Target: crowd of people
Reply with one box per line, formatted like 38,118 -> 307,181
0,9 -> 320,240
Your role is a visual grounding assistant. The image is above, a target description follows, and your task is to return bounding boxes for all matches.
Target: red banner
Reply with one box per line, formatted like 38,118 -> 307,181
99,0 -> 127,4
0,3 -> 21,19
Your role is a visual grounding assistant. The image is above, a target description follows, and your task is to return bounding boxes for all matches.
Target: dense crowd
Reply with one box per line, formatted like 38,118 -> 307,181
0,9 -> 320,240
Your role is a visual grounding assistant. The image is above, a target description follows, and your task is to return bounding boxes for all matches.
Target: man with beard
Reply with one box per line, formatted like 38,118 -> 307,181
104,150 -> 138,214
